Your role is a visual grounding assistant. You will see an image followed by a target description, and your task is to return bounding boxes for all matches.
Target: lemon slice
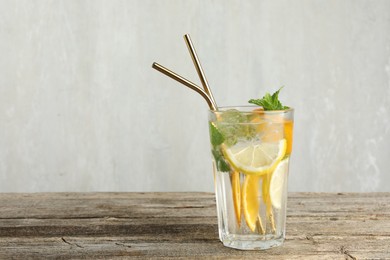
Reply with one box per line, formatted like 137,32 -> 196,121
241,175 -> 260,232
270,158 -> 289,209
231,171 -> 241,226
222,139 -> 287,176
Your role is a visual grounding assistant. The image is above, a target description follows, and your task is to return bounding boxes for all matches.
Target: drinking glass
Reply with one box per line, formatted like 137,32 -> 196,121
208,106 -> 294,250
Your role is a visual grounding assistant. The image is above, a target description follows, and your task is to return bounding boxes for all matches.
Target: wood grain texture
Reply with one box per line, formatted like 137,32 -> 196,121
0,192 -> 389,259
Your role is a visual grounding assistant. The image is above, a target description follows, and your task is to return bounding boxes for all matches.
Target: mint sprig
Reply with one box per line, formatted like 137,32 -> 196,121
248,87 -> 289,111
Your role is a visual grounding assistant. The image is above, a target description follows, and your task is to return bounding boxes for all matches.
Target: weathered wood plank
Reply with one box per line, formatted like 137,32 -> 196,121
1,236 -> 389,259
0,217 -> 389,238
0,192 -> 389,259
1,192 -> 388,219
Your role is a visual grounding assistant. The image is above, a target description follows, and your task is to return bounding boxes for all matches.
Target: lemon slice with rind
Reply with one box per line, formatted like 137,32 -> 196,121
231,171 -> 241,226
222,139 -> 287,176
241,175 -> 260,232
270,158 -> 289,209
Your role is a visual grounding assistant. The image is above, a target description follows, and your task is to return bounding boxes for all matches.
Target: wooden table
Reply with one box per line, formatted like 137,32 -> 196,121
0,192 -> 389,259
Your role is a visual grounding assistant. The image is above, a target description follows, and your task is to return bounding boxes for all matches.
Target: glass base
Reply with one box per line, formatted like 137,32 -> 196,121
220,233 -> 284,250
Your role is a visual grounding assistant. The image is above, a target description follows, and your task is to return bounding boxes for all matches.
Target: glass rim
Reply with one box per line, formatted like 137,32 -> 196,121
209,105 -> 294,114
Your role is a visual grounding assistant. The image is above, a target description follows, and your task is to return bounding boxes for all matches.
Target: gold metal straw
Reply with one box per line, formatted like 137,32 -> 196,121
152,62 -> 217,111
183,34 -> 217,108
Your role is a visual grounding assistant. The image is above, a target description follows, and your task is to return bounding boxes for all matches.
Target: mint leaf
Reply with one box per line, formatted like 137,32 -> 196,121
218,157 -> 231,172
209,122 -> 224,146
248,87 -> 290,111
209,122 -> 231,172
211,148 -> 230,172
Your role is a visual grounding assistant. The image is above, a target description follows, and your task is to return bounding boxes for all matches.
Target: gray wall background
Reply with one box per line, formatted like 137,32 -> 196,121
1,0 -> 389,192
